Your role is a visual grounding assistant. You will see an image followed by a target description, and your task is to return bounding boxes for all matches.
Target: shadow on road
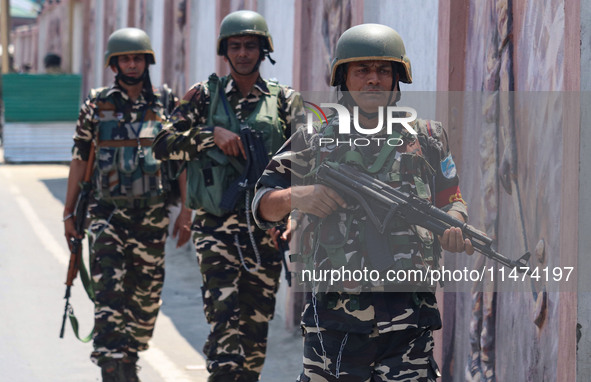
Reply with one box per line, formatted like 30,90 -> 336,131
40,177 -> 68,205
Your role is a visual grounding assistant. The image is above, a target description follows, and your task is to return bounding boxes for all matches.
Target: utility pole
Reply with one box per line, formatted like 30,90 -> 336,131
0,0 -> 10,74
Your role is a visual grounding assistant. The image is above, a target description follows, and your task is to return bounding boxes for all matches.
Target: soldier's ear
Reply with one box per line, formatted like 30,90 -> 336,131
108,56 -> 120,74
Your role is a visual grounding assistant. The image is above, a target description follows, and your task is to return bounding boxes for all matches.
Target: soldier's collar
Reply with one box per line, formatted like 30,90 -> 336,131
225,75 -> 270,96
110,81 -> 149,105
105,81 -> 124,98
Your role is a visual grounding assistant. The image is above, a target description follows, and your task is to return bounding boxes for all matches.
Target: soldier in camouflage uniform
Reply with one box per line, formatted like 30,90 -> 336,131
254,24 -> 474,381
63,28 -> 191,382
152,10 -> 303,382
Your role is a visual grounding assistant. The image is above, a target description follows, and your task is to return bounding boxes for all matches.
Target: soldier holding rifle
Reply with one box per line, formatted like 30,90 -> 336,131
62,28 -> 190,382
254,24 -> 474,381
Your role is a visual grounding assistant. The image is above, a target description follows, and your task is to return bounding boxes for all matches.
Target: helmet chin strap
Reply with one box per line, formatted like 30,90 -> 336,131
225,54 -> 262,76
115,63 -> 148,85
224,42 -> 276,77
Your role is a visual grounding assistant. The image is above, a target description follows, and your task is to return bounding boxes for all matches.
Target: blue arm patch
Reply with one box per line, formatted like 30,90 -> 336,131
441,154 -> 457,179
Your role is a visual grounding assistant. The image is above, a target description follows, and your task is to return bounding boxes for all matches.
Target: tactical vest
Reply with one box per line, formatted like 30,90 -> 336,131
93,88 -> 166,204
186,74 -> 286,216
301,117 -> 441,291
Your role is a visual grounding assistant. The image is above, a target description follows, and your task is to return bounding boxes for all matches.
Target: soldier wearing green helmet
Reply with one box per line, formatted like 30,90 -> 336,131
254,23 -> 472,381
64,27 -> 189,382
153,9 -> 303,382
216,9 -> 276,74
103,27 -> 156,89
330,23 -> 412,87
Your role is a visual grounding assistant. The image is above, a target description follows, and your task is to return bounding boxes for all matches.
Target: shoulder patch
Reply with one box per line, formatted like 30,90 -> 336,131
441,153 -> 457,179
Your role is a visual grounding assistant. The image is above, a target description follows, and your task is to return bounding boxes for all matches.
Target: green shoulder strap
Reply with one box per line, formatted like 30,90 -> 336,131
66,235 -> 95,343
328,129 -> 403,174
366,130 -> 402,173
265,79 -> 282,98
205,74 -> 243,172
206,74 -> 223,127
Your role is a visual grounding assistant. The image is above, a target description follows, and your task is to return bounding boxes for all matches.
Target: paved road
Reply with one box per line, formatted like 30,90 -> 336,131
0,158 -> 302,381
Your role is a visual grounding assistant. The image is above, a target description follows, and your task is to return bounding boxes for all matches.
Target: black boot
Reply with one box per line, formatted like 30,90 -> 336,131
121,358 -> 141,382
100,361 -> 123,382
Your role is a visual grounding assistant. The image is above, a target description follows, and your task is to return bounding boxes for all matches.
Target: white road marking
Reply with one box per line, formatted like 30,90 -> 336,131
9,184 -> 68,267
144,313 -> 207,381
142,344 -> 197,382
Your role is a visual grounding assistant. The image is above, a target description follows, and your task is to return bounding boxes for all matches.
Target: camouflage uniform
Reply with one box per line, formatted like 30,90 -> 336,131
253,112 -> 468,381
72,82 -> 171,368
255,23 -> 468,381
152,74 -> 302,381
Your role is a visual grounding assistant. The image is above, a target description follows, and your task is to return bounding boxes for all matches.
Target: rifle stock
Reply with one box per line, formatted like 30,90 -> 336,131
60,144 -> 95,338
316,162 -> 531,273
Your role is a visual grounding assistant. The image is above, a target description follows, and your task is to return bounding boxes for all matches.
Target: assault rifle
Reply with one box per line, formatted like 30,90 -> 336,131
316,162 -> 531,273
59,145 -> 95,339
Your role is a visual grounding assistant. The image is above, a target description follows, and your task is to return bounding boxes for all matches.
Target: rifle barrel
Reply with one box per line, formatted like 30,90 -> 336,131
317,163 -> 530,274
59,289 -> 71,338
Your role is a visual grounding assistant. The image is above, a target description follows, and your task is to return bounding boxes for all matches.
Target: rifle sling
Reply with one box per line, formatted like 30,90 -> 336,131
68,314 -> 94,343
64,234 -> 96,342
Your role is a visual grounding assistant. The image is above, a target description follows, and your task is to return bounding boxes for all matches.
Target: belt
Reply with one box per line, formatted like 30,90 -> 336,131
97,138 -> 154,148
103,195 -> 165,209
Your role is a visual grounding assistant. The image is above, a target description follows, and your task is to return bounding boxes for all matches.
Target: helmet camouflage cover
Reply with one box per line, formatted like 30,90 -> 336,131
104,27 -> 156,68
330,23 -> 412,86
217,10 -> 274,55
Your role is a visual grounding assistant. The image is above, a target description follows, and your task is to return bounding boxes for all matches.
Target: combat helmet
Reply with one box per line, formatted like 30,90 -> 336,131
330,23 -> 412,87
104,27 -> 155,68
217,10 -> 274,56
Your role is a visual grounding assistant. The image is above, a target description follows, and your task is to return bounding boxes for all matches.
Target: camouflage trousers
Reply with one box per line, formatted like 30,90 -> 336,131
87,201 -> 169,366
297,326 -> 440,382
193,211 -> 282,382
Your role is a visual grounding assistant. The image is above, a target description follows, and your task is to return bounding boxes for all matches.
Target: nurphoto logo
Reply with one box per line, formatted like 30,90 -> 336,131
304,101 -> 418,147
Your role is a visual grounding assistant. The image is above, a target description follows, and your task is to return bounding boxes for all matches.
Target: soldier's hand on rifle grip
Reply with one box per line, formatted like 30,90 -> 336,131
440,226 -> 475,255
291,184 -> 347,218
267,227 -> 282,250
64,215 -> 83,252
267,219 -> 292,249
213,126 -> 247,159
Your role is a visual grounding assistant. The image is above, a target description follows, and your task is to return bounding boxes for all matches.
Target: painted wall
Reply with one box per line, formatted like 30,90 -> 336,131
292,0 -> 364,92
186,0 -> 217,92
363,0 -> 439,92
578,0 -> 591,378
258,0 -> 295,87
448,0 -> 577,380
35,1 -> 70,73
81,0 -> 98,95
10,24 -> 37,72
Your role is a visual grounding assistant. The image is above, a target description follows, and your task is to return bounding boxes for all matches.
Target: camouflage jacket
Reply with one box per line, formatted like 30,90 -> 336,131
253,116 -> 468,334
73,82 -> 168,160
153,74 -> 303,230
72,81 -> 172,202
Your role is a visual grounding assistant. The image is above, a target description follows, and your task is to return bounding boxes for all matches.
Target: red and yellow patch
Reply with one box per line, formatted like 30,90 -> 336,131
435,186 -> 466,208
